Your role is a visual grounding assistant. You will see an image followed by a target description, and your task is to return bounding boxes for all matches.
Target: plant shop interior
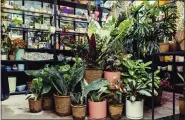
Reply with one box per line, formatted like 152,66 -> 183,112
1,0 -> 185,120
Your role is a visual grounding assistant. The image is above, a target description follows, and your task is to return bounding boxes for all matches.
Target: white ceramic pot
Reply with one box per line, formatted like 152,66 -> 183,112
126,99 -> 144,119
8,77 -> 17,93
1,54 -> 7,60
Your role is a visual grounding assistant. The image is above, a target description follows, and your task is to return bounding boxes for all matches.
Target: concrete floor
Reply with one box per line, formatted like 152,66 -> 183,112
1,91 -> 182,119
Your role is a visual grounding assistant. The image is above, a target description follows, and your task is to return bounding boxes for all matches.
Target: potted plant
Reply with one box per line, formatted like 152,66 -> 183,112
75,16 -> 133,83
175,1 -> 184,50
121,58 -> 158,119
25,66 -> 54,110
26,77 -> 43,113
11,38 -> 26,60
1,23 -> 11,60
81,79 -> 110,119
46,63 -> 85,116
107,82 -> 126,120
103,54 -> 121,89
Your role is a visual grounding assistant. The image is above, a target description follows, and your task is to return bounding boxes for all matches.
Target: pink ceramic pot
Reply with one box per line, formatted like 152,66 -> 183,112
88,99 -> 107,119
104,71 -> 121,89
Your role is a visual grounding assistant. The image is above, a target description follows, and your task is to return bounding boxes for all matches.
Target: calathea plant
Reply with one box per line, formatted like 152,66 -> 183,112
103,54 -> 121,72
121,58 -> 159,102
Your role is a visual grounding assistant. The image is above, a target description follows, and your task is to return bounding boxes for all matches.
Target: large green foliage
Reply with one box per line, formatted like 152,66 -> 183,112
121,58 -> 160,102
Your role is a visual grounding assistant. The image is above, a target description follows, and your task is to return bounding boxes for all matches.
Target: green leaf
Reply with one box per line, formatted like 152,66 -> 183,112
42,85 -> 51,95
139,90 -> 151,97
131,96 -> 136,102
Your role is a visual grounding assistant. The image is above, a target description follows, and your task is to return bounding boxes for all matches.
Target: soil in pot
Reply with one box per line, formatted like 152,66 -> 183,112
104,71 -> 120,90
28,98 -> 42,113
42,97 -> 53,110
159,43 -> 170,61
179,97 -> 185,115
108,104 -> 123,120
71,104 -> 86,120
53,94 -> 71,116
85,68 -> 103,83
88,99 -> 107,119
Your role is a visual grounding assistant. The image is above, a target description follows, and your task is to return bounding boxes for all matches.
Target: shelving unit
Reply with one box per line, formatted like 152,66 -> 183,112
1,0 -> 111,95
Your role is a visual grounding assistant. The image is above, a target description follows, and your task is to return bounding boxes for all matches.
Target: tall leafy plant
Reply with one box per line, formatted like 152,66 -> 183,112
120,58 -> 159,102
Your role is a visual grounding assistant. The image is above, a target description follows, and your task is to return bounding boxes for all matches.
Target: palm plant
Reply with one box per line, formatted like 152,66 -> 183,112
120,58 -> 159,102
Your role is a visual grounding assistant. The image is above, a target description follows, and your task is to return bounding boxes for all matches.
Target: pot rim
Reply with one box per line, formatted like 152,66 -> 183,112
53,94 -> 71,98
108,104 -> 123,107
159,43 -> 170,45
28,98 -> 42,101
179,96 -> 184,100
71,104 -> 86,108
88,99 -> 107,103
104,71 -> 120,73
85,68 -> 103,70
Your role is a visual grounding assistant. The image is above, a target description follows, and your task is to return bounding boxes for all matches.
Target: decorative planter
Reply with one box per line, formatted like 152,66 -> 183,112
9,54 -> 15,60
159,43 -> 170,61
1,54 -> 7,60
8,77 -> 17,93
108,104 -> 123,120
28,98 -> 42,113
71,104 -> 86,120
42,97 -> 53,110
179,97 -> 185,115
15,49 -> 25,60
104,71 -> 120,89
85,68 -> 103,83
88,99 -> 107,119
53,94 -> 71,116
126,99 -> 144,119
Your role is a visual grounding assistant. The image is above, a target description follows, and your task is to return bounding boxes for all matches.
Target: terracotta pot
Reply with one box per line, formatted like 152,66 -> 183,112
104,71 -> 120,90
159,43 -> 170,61
84,68 -> 103,83
28,98 -> 42,113
71,104 -> 86,120
9,54 -> 15,60
53,94 -> 71,116
88,99 -> 107,119
27,82 -> 32,89
42,97 -> 53,110
108,104 -> 123,120
179,97 -> 185,115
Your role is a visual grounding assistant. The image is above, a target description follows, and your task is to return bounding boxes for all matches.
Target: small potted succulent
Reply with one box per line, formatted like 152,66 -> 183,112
107,81 -> 126,120
121,59 -> 158,119
82,79 -> 110,119
70,91 -> 86,120
103,54 -> 121,89
26,77 -> 43,113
